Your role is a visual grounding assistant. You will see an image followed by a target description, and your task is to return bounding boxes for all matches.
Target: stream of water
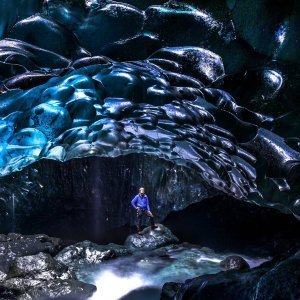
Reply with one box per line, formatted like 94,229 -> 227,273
76,245 -> 269,300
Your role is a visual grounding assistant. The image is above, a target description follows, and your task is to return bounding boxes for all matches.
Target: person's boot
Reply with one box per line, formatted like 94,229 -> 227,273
150,218 -> 158,230
137,227 -> 143,235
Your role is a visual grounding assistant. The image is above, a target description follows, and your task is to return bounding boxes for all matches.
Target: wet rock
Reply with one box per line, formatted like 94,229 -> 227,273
220,255 -> 250,271
55,240 -> 130,269
0,237 -> 96,300
8,252 -> 73,280
0,278 -> 42,293
163,249 -> 300,300
23,279 -> 96,300
160,282 -> 181,300
0,233 -> 62,274
120,286 -> 161,300
124,224 -> 179,250
0,271 -> 7,282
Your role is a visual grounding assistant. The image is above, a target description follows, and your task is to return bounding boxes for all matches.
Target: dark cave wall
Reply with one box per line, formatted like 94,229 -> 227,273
0,155 -> 214,241
164,196 -> 300,257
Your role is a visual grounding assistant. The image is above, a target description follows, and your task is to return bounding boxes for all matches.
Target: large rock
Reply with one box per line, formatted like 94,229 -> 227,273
220,255 -> 250,271
162,249 -> 300,300
8,252 -> 73,280
55,240 -> 130,269
0,233 -> 62,274
0,278 -> 44,293
22,279 -> 96,300
161,282 -> 182,300
0,251 -> 96,300
124,224 -> 179,250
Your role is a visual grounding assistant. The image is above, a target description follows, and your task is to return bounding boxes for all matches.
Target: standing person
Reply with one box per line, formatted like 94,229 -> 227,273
131,187 -> 157,234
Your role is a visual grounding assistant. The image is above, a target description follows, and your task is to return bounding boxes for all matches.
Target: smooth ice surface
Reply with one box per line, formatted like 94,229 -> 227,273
0,61 -> 258,200
0,1 -> 299,216
0,58 -> 299,215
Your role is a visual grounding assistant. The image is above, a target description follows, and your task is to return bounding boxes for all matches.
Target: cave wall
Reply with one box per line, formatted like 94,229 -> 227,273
165,196 -> 300,256
0,154 -> 214,241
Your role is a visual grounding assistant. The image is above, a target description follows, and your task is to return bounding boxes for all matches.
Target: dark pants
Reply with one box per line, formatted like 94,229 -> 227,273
136,207 -> 155,231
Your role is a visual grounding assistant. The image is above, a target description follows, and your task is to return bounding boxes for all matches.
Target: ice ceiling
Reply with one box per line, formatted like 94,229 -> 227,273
0,0 -> 299,217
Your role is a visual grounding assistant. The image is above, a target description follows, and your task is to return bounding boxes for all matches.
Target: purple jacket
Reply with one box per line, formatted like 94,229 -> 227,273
131,194 -> 150,211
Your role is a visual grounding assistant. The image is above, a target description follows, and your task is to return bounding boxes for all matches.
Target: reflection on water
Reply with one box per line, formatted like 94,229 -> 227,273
91,271 -> 147,300
76,245 -> 268,300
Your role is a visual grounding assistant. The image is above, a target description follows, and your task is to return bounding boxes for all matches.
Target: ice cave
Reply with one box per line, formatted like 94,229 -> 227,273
0,0 -> 299,299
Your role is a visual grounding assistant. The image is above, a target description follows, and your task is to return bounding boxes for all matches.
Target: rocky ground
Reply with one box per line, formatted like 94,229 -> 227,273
0,225 -> 180,299
0,225 -> 299,300
0,233 -> 96,299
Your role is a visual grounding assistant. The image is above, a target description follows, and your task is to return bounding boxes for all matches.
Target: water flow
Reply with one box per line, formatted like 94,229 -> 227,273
77,246 -> 226,300
76,245 -> 270,300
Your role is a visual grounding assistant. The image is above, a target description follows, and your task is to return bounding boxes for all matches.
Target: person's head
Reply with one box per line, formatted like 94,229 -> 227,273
139,187 -> 145,195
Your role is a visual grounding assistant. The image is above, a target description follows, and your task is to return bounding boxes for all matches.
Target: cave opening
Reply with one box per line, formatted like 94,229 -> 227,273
0,154 -> 299,257
0,154 -> 212,242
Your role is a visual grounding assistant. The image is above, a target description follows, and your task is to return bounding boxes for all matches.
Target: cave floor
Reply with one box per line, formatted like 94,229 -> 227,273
75,244 -> 269,300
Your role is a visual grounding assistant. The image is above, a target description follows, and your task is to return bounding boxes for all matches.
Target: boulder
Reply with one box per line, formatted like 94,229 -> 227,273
161,282 -> 182,300
0,241 -> 96,300
22,279 -> 96,300
220,255 -> 250,271
120,286 -> 161,300
0,278 -> 42,293
0,233 -> 63,274
0,245 -> 96,300
124,224 -> 179,250
8,252 -> 73,280
55,240 -> 130,269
